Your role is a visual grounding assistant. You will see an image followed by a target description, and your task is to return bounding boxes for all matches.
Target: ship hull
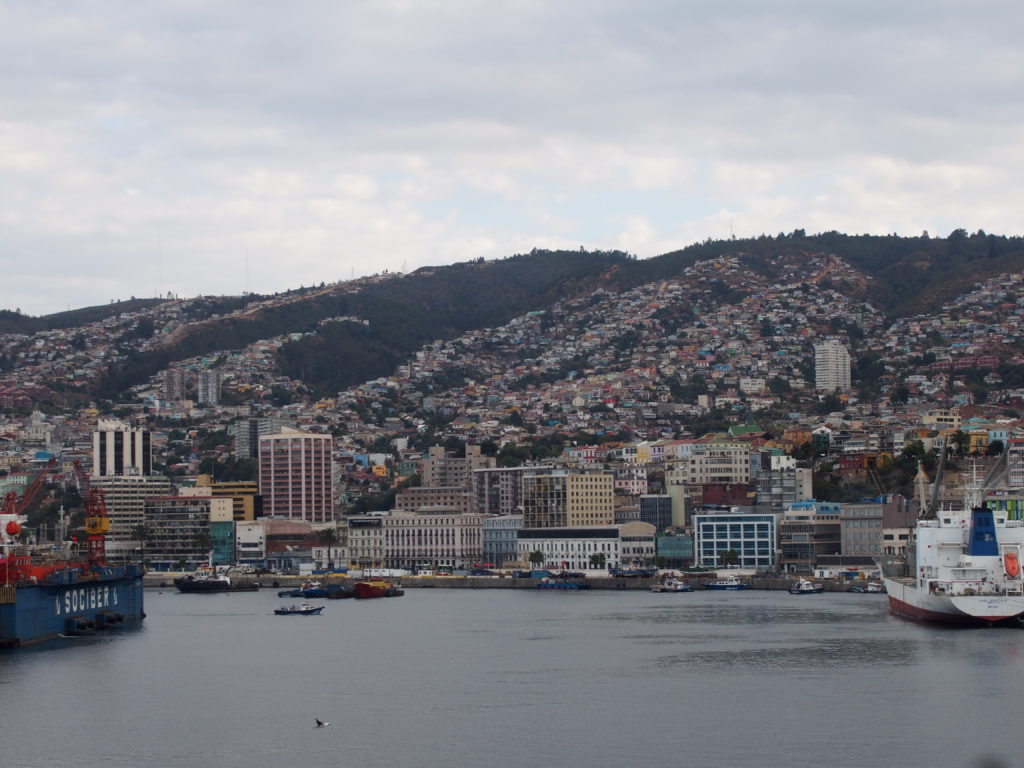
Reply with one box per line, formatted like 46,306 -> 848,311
882,576 -> 1024,626
0,565 -> 145,648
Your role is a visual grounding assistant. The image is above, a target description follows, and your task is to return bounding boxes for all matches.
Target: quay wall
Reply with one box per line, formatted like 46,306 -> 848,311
146,573 -> 869,593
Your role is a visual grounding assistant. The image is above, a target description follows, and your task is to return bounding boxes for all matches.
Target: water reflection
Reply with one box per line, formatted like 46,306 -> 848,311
656,637 -> 919,670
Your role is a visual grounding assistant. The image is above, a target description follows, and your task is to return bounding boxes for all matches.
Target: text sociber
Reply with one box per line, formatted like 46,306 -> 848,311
54,586 -> 118,616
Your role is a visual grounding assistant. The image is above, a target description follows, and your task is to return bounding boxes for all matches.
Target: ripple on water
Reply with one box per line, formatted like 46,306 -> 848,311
656,637 -> 918,671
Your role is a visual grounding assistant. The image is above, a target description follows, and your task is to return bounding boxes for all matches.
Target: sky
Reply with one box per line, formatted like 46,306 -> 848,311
2,1 -> 1023,317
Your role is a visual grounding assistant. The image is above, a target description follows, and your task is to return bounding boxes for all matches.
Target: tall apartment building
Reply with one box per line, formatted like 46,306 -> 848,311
93,419 -> 152,477
92,475 -> 175,543
161,369 -> 186,401
197,370 -> 222,405
814,339 -> 852,392
422,445 -> 494,487
521,471 -> 614,529
258,428 -> 333,524
472,465 -> 554,516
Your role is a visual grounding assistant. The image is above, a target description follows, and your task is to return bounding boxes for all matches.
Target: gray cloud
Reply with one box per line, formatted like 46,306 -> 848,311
2,1 -> 1023,314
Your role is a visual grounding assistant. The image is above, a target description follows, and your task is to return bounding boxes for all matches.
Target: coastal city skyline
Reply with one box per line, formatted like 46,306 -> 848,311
4,2 -> 1024,315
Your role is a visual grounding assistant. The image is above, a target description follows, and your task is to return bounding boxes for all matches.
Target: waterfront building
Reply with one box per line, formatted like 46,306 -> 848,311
92,474 -> 174,544
838,500 -> 884,560
235,521 -> 266,566
521,470 -> 614,529
194,474 -> 258,521
258,428 -> 333,524
143,495 -> 233,570
814,339 -> 851,392
776,500 -> 840,572
483,514 -> 523,567
516,521 -> 656,571
381,510 -> 484,570
693,509 -> 776,570
92,419 -> 152,477
347,515 -> 385,568
656,531 -> 694,568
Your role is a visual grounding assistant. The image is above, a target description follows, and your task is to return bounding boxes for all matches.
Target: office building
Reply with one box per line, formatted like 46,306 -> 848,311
92,419 -> 152,477
258,428 -> 333,524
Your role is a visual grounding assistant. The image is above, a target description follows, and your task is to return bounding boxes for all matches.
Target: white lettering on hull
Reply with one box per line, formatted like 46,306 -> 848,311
55,586 -> 115,617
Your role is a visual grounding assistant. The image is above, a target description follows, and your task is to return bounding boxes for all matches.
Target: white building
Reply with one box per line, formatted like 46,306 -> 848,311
516,522 -> 656,571
693,510 -> 776,569
814,339 -> 852,392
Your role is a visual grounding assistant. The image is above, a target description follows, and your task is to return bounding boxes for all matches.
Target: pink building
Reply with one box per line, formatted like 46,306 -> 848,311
259,429 -> 333,524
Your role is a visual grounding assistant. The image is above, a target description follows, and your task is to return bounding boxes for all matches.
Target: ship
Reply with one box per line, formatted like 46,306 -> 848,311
878,453 -> 1024,626
173,571 -> 260,593
0,461 -> 145,648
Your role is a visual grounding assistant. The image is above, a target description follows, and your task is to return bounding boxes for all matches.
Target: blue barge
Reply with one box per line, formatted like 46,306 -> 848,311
0,564 -> 145,648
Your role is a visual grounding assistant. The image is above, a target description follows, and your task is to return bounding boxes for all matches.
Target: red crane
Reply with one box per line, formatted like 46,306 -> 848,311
72,460 -> 110,565
1,457 -> 57,521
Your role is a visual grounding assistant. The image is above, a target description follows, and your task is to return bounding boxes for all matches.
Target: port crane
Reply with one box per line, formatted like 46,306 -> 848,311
0,457 -> 58,527
72,460 -> 110,565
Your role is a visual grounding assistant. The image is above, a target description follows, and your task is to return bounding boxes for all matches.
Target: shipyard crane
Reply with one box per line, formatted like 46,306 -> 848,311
72,460 -> 110,565
0,457 -> 57,522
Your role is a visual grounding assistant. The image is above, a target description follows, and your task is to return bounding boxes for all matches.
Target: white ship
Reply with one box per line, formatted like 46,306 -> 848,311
881,475 -> 1024,625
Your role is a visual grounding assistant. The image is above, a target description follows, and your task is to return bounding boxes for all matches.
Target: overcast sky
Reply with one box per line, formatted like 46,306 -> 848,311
3,1 -> 1023,316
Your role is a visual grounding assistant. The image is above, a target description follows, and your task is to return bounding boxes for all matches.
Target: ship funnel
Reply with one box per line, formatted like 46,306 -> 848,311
967,503 -> 999,557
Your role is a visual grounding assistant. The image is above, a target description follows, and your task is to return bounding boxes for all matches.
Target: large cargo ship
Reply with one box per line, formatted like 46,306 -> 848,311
880,486 -> 1024,626
0,459 -> 145,648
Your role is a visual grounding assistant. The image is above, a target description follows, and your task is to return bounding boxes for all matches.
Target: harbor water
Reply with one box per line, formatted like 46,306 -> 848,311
1,587 -> 1021,768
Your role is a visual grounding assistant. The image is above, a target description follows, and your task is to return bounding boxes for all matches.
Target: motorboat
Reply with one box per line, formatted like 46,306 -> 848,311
274,602 -> 324,615
651,577 -> 694,593
788,578 -> 824,594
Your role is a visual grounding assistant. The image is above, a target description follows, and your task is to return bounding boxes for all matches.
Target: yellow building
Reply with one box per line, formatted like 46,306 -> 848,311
195,474 -> 259,521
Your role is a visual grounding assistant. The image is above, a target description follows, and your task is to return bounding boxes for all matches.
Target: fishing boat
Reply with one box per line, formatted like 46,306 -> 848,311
651,577 -> 694,593
879,457 -> 1024,625
788,578 -> 824,595
702,574 -> 749,590
274,602 -> 324,615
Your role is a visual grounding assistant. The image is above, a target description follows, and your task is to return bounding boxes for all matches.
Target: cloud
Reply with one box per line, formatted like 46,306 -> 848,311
2,1 -> 1024,314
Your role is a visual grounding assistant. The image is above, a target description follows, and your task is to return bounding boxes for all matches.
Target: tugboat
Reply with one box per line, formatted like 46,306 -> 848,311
174,570 -> 260,593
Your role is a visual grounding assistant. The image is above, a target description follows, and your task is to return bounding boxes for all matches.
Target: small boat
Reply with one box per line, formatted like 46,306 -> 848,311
300,580 -> 328,598
848,582 -> 886,594
354,580 -> 404,599
274,602 -> 324,615
651,577 -> 694,593
278,588 -> 303,598
174,572 -> 260,593
702,574 -> 749,591
789,578 -> 824,595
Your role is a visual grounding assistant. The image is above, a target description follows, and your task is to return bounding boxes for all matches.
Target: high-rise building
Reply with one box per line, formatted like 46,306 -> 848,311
161,369 -> 186,401
92,475 -> 174,542
92,419 -> 152,477
197,370 -> 222,405
814,339 -> 852,392
258,428 -> 333,524
521,471 -> 614,529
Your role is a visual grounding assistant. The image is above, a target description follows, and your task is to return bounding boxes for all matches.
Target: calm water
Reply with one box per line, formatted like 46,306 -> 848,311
1,587 -> 1021,768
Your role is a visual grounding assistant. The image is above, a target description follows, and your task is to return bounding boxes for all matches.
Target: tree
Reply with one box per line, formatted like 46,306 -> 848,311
717,549 -> 739,567
318,527 -> 339,570
193,530 -> 212,566
528,550 -> 545,568
131,523 -> 152,568
589,552 -> 607,570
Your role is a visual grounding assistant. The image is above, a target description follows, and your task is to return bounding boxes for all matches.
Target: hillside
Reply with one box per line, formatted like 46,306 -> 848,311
14,230 -> 1024,401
